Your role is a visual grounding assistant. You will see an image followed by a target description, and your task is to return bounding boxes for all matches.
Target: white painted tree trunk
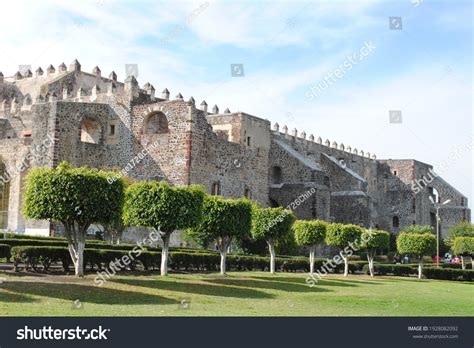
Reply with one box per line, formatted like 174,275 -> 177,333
342,254 -> 349,276
220,249 -> 227,275
471,257 -> 474,270
161,233 -> 170,276
268,240 -> 276,274
418,257 -> 424,279
367,251 -> 375,277
461,256 -> 466,270
66,226 -> 86,277
309,246 -> 315,275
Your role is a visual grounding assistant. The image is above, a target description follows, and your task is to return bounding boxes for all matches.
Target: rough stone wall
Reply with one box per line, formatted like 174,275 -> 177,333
190,109 -> 270,204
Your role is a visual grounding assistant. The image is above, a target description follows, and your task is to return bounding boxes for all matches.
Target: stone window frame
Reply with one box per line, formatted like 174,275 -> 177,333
80,117 -> 102,144
143,111 -> 169,135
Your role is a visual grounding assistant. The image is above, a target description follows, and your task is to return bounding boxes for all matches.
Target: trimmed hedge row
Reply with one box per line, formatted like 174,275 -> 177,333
362,264 -> 416,277
0,238 -> 225,256
0,244 -> 11,259
423,267 -> 473,281
10,246 -> 360,274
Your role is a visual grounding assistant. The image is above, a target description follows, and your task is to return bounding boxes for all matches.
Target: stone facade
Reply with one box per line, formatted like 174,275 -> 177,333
0,60 -> 470,244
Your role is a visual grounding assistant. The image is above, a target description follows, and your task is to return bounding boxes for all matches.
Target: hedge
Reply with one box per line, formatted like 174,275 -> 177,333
10,246 -> 370,274
0,244 -> 11,259
423,267 -> 473,281
362,264 -> 416,277
0,237 -> 226,256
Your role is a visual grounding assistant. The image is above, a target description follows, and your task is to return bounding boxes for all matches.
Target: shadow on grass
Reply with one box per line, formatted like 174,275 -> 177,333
248,275 -> 381,287
114,278 -> 276,299
0,289 -> 37,303
2,281 -> 177,305
203,277 -> 332,292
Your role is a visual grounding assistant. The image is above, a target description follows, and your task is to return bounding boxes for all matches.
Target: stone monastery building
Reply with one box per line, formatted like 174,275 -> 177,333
0,60 -> 470,241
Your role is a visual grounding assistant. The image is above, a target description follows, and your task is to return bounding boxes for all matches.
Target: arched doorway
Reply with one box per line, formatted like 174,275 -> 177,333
270,166 -> 282,184
144,112 -> 169,135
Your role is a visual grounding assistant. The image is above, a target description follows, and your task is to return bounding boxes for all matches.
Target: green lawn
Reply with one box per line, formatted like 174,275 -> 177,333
0,271 -> 472,316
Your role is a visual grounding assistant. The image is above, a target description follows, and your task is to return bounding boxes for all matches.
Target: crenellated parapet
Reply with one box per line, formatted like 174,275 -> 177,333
271,122 -> 376,160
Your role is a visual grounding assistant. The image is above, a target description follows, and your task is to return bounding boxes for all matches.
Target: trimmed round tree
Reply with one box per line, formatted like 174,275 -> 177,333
453,236 -> 474,270
22,162 -> 124,277
123,182 -> 205,276
448,221 -> 474,241
397,232 -> 436,279
360,229 -> 390,277
293,220 -> 327,275
251,206 -> 295,273
325,223 -> 363,276
188,196 -> 252,274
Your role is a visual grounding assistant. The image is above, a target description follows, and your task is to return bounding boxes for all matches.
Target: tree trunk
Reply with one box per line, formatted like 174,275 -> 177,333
461,256 -> 466,270
471,257 -> 473,270
220,249 -> 227,275
65,223 -> 86,277
418,257 -> 424,279
309,246 -> 315,275
268,240 -> 276,274
161,233 -> 170,276
342,255 -> 349,277
367,251 -> 374,277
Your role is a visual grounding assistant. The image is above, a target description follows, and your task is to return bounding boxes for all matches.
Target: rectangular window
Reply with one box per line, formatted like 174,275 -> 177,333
109,124 -> 115,136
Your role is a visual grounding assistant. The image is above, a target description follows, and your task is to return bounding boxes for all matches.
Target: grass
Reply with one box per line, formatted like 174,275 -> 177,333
0,271 -> 472,316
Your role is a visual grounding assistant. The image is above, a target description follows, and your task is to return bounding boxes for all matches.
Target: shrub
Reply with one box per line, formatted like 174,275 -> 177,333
293,220 -> 327,274
362,264 -> 415,277
325,223 -> 363,276
453,236 -> 474,269
22,162 -> 125,276
0,244 -> 11,259
397,232 -> 436,279
251,206 -> 296,274
423,267 -> 473,281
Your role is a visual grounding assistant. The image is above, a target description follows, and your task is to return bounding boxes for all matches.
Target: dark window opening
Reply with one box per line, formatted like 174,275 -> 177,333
392,216 -> 399,228
211,182 -> 221,196
109,124 -> 115,136
246,136 -> 251,147
244,188 -> 252,199
271,166 -> 282,184
393,170 -> 397,176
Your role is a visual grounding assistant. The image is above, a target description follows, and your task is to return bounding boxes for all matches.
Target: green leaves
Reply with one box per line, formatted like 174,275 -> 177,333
396,232 -> 436,256
360,229 -> 390,251
187,196 -> 252,247
402,225 -> 434,234
293,220 -> 327,247
23,162 -> 124,227
453,237 -> 474,256
448,221 -> 474,241
325,223 -> 363,249
251,206 -> 295,242
123,181 -> 205,233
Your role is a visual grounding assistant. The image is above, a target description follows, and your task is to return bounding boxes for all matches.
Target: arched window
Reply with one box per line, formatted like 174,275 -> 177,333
0,162 -> 10,229
392,216 -> 399,228
271,166 -> 282,184
144,112 -> 169,135
80,118 -> 101,144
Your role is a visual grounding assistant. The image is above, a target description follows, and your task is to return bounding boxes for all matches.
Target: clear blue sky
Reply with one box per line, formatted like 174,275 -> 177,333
0,0 -> 472,216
